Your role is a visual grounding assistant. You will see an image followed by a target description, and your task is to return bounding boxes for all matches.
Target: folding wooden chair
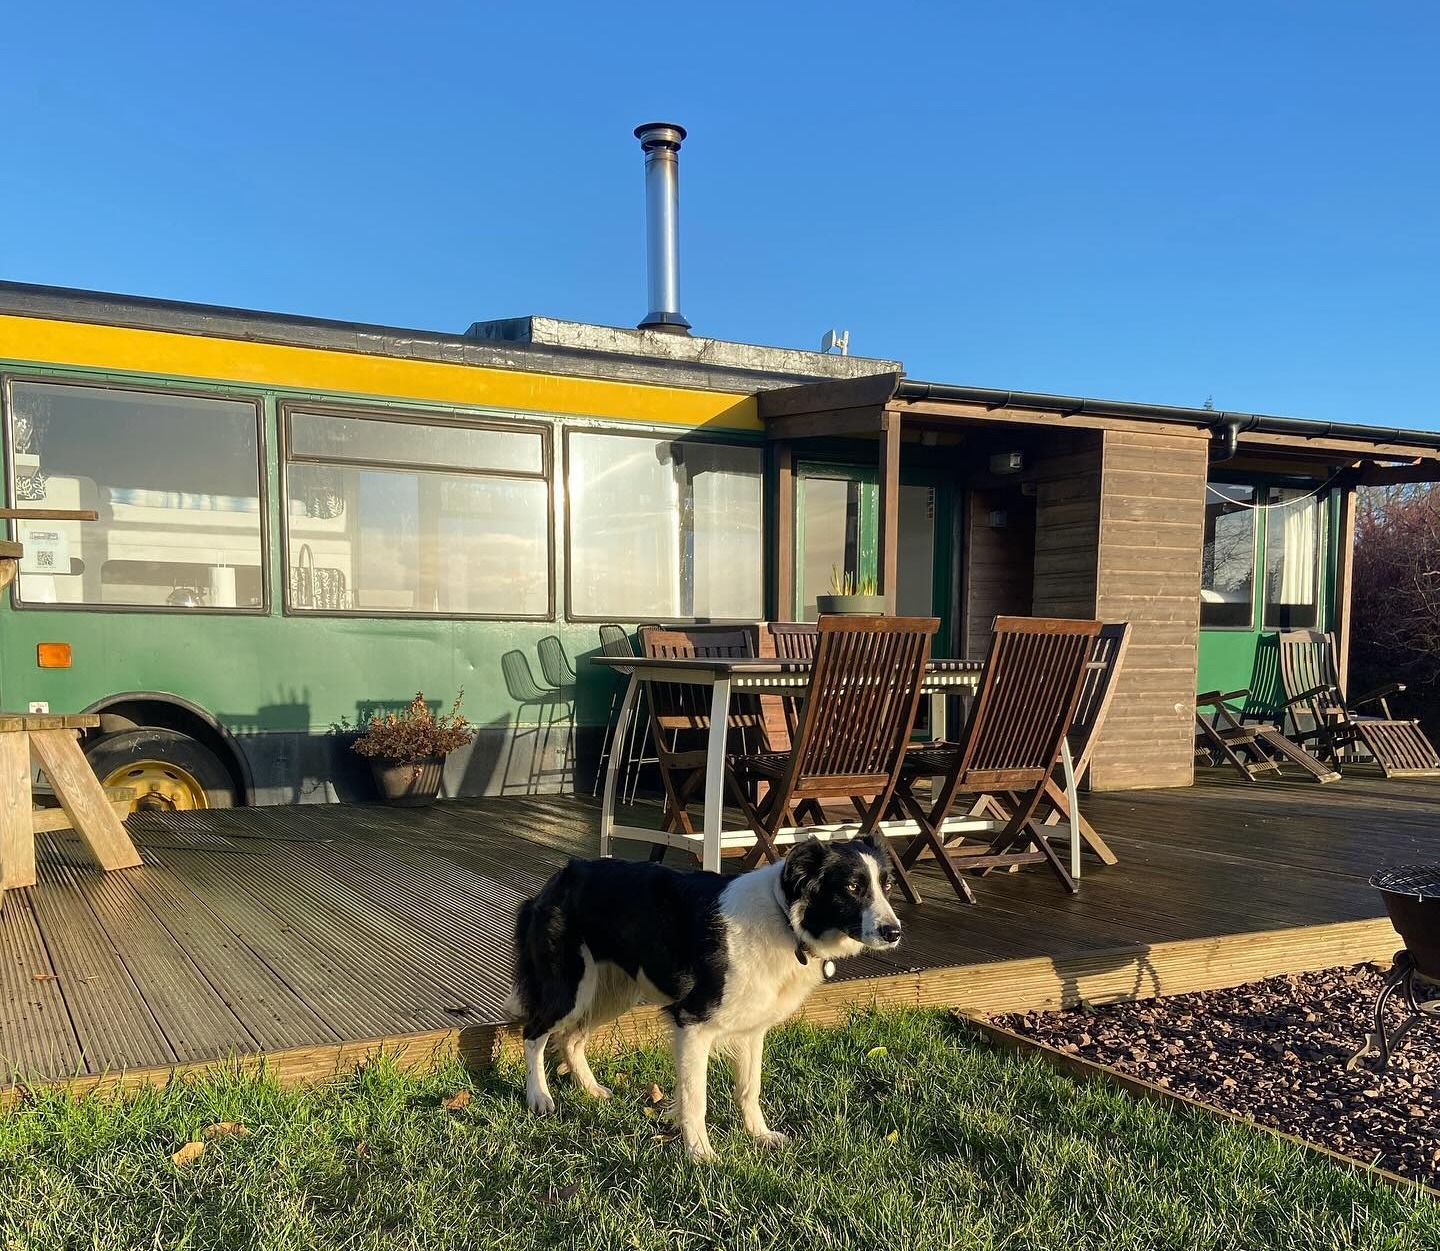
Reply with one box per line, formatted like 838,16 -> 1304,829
893,617 -> 1101,901
727,616 -> 938,901
1001,621 -> 1131,866
1194,688 -> 1341,782
638,625 -> 763,855
766,621 -> 820,740
1278,630 -> 1440,778
962,624 -> 1132,871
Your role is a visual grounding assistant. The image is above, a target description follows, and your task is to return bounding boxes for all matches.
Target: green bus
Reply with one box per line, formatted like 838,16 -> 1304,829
0,284 -> 894,810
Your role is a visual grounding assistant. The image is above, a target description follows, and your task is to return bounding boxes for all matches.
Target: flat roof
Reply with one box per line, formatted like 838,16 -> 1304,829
2,279 -> 1435,461
0,280 -> 899,395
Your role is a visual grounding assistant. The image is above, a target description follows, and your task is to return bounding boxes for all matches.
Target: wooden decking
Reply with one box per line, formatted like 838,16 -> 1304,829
3,769 -> 1439,1097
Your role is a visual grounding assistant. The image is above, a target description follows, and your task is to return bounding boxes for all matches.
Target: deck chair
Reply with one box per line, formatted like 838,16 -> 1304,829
893,617 -> 1102,901
1278,630 -> 1440,778
638,625 -> 764,855
1194,688 -> 1340,783
727,616 -> 938,901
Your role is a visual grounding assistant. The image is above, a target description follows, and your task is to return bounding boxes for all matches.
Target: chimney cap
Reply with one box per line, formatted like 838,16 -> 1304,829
634,122 -> 687,149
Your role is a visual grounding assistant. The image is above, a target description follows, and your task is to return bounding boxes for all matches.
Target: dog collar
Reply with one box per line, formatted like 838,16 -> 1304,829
773,881 -> 836,980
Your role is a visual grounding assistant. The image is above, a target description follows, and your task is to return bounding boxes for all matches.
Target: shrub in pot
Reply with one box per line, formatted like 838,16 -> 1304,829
815,566 -> 885,615
351,691 -> 474,807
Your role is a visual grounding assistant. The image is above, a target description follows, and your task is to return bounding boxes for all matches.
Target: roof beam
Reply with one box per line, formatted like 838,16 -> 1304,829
1353,461 -> 1440,486
756,372 -> 901,420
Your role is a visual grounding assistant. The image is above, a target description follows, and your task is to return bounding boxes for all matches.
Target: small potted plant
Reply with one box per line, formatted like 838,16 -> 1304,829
351,691 -> 474,807
816,565 -> 885,615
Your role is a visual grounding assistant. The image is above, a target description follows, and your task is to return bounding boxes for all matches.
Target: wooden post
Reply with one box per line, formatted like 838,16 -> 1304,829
0,732 -> 35,891
771,441 -> 795,621
877,411 -> 901,614
1333,482 -> 1358,693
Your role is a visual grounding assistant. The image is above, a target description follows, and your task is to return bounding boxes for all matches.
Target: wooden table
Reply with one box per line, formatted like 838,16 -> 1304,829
591,655 -> 1086,875
0,713 -> 143,900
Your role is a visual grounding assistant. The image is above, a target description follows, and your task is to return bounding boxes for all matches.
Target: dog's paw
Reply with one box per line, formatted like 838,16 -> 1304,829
751,1129 -> 790,1150
684,1138 -> 718,1162
526,1089 -> 557,1116
577,1080 -> 612,1100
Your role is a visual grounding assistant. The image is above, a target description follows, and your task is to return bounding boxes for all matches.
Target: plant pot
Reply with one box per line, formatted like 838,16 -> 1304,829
368,755 -> 445,807
815,594 -> 886,615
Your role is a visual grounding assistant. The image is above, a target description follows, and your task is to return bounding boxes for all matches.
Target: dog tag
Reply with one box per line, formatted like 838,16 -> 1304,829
822,960 -> 836,980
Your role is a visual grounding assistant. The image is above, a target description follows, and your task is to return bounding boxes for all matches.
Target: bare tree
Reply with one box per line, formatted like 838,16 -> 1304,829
1351,484 -> 1440,729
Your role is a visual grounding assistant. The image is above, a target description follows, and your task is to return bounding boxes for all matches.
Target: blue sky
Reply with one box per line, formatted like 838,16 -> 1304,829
4,3 -> 1437,426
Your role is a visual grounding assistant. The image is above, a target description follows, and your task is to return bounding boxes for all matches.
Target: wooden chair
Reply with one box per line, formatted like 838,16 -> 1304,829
893,617 -> 1102,901
1277,630 -> 1440,778
1195,688 -> 1341,783
768,621 -> 819,658
960,623 -> 1132,870
1036,621 -> 1132,864
766,621 -> 819,741
638,625 -> 763,853
726,616 -> 938,899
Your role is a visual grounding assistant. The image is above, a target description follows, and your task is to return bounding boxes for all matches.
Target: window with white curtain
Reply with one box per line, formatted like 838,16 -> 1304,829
1262,486 -> 1322,628
566,432 -> 763,619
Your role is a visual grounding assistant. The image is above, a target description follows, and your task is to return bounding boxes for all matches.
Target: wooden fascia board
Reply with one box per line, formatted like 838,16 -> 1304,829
887,399 -> 1207,441
756,371 -> 902,419
763,405 -> 886,441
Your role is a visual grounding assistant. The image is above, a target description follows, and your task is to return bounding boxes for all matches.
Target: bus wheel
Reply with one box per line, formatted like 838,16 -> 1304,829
84,728 -> 237,813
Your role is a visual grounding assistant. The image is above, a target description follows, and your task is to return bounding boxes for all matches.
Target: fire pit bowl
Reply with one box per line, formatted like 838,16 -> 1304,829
1348,866 -> 1440,1070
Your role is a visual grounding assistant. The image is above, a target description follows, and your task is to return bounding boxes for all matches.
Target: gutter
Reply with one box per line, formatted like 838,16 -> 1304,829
894,379 -> 1440,457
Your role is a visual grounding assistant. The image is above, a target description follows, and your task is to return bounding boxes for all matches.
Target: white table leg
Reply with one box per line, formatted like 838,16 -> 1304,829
1060,737 -> 1080,881
930,690 -> 947,742
701,677 -> 732,874
600,674 -> 639,859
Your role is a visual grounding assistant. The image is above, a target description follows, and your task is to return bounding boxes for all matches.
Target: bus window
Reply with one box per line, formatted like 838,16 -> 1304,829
566,431 -> 763,621
6,380 -> 265,610
283,406 -> 551,618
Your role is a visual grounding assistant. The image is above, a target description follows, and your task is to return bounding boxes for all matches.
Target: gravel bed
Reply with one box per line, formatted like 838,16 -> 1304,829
994,964 -> 1440,1188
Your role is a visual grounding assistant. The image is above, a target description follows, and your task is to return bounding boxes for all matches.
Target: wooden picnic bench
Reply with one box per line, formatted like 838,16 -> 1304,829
0,713 -> 144,897
0,508 -> 145,903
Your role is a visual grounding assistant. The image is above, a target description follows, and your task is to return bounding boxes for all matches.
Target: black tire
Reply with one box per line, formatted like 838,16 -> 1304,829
83,727 -> 237,810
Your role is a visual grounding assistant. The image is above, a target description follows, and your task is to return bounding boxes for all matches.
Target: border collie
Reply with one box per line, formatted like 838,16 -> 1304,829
509,836 -> 902,1160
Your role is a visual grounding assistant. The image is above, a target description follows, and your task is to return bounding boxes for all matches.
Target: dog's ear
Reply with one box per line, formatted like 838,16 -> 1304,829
781,836 -> 829,899
856,833 -> 882,857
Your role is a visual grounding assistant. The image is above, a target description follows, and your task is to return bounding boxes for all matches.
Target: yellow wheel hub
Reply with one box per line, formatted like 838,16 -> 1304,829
103,759 -> 210,812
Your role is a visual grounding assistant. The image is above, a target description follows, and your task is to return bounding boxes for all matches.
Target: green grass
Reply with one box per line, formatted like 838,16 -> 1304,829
1,1008 -> 1435,1250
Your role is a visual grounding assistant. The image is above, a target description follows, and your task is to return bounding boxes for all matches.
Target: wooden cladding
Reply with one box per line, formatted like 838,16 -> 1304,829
1090,430 -> 1208,790
1007,428 -> 1207,791
962,488 -> 1035,659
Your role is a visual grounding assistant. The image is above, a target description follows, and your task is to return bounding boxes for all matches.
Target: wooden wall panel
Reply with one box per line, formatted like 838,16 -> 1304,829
962,489 -> 1034,659
1088,429 -> 1209,790
1031,433 -> 1102,619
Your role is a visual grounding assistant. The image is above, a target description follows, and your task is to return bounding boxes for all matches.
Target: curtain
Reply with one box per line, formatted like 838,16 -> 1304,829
1278,496 -> 1317,605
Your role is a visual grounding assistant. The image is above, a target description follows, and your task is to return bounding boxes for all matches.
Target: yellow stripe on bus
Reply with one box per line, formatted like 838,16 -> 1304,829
0,314 -> 760,430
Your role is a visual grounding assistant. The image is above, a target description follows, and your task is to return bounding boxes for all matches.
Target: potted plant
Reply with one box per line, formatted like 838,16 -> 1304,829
816,566 -> 885,615
351,691 -> 474,807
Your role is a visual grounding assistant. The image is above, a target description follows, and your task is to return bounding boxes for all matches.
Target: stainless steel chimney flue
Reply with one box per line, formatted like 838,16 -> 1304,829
634,122 -> 691,334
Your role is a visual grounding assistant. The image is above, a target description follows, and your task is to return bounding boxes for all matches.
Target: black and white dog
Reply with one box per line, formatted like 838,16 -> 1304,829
509,836 -> 902,1159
